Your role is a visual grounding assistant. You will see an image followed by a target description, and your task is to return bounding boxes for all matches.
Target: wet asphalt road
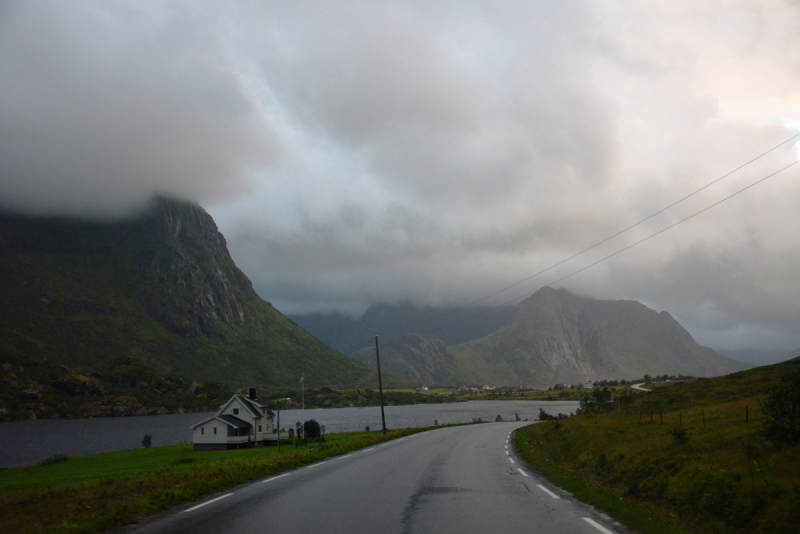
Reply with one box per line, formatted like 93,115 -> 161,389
125,423 -> 625,534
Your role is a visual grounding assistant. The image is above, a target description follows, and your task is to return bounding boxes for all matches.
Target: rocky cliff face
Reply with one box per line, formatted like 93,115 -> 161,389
0,197 -> 413,391
447,287 -> 751,385
352,334 -> 457,384
463,287 -> 624,384
132,198 -> 254,338
357,287 -> 751,386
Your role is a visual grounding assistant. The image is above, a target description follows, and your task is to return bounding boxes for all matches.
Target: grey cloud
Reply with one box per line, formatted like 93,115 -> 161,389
3,1 -> 800,351
0,1 -> 279,217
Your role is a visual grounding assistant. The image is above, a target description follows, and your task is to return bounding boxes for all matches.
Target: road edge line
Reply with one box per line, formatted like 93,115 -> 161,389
183,493 -> 233,513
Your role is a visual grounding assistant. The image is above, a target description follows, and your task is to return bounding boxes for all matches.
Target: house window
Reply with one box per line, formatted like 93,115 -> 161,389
213,427 -> 217,435
201,428 -> 205,435
258,425 -> 262,432
233,408 -> 239,415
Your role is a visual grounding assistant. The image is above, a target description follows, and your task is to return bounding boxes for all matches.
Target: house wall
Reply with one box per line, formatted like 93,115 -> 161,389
192,420 -> 228,445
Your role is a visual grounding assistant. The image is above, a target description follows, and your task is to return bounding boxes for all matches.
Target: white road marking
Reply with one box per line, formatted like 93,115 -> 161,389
306,461 -> 327,469
505,444 -> 508,449
262,473 -> 289,483
184,493 -> 233,512
583,518 -> 615,534
536,485 -> 560,499
341,454 -> 352,459
380,442 -> 390,447
505,450 -> 510,455
516,468 -> 528,476
505,440 -> 509,444
509,458 -> 515,464
362,448 -> 374,452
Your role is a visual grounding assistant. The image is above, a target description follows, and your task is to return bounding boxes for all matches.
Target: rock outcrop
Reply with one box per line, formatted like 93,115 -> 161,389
0,197 -> 414,392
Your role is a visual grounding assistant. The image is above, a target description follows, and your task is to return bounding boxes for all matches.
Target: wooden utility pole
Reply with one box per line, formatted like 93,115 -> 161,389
375,335 -> 387,434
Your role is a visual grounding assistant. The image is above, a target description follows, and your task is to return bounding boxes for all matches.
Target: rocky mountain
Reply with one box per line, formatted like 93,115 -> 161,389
0,197 -> 416,396
352,334 -> 458,385
290,302 -> 517,355
352,287 -> 751,386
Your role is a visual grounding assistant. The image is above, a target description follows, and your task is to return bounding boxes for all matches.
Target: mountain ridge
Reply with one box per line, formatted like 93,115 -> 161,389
351,287 -> 750,386
0,197 -> 416,392
290,302 -> 517,355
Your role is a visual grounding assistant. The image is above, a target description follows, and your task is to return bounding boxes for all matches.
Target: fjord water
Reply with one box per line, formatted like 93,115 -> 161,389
0,400 -> 578,468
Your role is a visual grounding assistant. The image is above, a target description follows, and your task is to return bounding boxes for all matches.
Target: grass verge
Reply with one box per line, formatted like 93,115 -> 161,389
0,428 -> 427,533
514,358 -> 800,534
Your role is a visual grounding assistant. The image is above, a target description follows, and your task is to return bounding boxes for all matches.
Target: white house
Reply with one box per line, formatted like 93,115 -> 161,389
191,388 -> 289,451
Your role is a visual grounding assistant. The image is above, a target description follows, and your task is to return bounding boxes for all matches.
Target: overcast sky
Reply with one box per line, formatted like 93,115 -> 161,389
2,1 -> 799,351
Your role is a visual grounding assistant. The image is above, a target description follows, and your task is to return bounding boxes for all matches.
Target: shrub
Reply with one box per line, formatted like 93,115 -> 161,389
671,425 -> 689,445
303,419 -> 321,440
761,368 -> 800,445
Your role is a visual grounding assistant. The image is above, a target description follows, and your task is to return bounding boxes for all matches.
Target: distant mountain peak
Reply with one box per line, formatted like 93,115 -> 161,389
342,288 -> 752,387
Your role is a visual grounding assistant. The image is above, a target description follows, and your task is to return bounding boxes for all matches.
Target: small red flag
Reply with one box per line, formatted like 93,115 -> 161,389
299,374 -> 304,383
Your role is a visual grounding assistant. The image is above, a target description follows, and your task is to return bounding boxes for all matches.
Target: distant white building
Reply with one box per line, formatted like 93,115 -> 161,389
584,382 -> 595,389
191,388 -> 289,451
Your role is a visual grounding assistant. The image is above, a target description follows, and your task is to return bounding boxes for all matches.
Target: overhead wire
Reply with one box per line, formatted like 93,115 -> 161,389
419,157 -> 800,337
412,132 -> 800,330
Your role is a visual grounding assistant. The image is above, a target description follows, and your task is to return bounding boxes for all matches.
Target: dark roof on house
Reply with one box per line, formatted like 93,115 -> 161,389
236,394 -> 275,417
218,414 -> 252,429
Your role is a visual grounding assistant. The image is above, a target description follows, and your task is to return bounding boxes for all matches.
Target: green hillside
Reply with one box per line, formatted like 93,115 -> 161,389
515,357 -> 800,534
0,197 -> 417,400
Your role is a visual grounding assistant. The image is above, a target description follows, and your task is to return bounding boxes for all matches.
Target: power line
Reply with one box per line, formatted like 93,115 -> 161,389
413,132 -> 800,329
420,157 -> 800,337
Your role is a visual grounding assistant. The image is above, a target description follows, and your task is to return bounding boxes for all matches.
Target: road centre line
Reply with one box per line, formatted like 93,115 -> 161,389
306,461 -> 327,469
583,517 -> 615,534
506,450 -> 510,455
362,448 -> 374,452
262,473 -> 289,483
536,485 -> 560,499
183,493 -> 233,513
509,458 -> 515,464
517,468 -> 528,477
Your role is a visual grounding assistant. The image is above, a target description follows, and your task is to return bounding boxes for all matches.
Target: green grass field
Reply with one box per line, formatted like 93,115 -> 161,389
514,358 -> 800,534
0,429 -> 425,534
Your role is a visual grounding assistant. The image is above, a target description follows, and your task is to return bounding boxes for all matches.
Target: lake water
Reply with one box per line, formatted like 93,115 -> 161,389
0,400 -> 578,468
